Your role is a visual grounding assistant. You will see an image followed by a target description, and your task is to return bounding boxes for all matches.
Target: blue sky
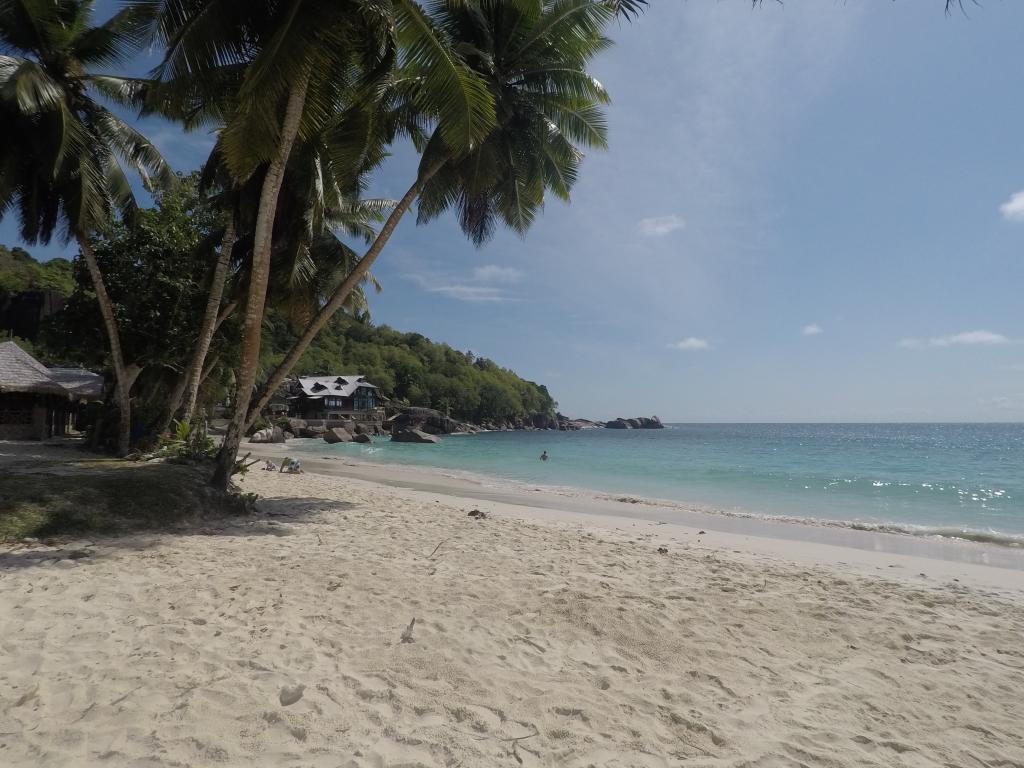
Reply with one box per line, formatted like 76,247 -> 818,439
4,1 -> 1024,421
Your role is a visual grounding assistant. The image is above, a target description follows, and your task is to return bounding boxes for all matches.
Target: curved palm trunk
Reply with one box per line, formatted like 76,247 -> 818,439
215,300 -> 238,332
182,219 -> 236,423
78,236 -> 135,456
244,162 -> 443,430
158,371 -> 190,436
199,353 -> 220,387
155,223 -> 237,438
211,71 -> 311,491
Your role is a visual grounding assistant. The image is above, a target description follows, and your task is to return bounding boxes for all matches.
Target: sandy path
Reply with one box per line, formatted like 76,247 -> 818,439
2,469 -> 1023,767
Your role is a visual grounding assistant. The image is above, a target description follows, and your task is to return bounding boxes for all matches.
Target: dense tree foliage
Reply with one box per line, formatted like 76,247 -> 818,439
41,176 -> 220,369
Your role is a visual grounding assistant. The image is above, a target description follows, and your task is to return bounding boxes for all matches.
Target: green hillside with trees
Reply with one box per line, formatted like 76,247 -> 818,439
263,313 -> 555,424
0,245 -> 75,296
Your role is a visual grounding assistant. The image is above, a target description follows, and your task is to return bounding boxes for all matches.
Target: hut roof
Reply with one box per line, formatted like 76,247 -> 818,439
0,341 -> 69,396
49,367 -> 105,400
294,375 -> 378,399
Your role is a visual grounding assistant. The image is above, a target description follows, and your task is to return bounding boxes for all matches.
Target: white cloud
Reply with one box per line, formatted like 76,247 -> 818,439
999,190 -> 1024,222
669,337 -> 710,351
899,330 -> 1011,349
472,265 -> 523,283
427,285 -> 509,303
802,323 -> 823,336
638,215 -> 686,237
405,265 -> 524,303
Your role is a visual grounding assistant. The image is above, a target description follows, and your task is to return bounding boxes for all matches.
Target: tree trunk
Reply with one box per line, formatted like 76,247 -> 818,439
199,353 -> 219,387
215,300 -> 238,333
158,370 -> 190,436
78,236 -> 135,456
182,218 -> 236,423
211,71 -> 311,491
244,161 -> 444,431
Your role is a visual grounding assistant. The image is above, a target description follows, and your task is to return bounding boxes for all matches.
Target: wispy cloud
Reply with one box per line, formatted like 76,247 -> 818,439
638,215 -> 686,237
978,393 -> 1024,413
668,337 -> 710,351
999,190 -> 1024,222
472,265 -> 523,283
427,285 -> 509,303
404,264 -> 525,303
802,323 -> 823,336
899,330 -> 1011,349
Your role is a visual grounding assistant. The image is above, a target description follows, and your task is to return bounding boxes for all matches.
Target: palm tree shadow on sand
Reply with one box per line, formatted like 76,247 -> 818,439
0,460 -> 358,570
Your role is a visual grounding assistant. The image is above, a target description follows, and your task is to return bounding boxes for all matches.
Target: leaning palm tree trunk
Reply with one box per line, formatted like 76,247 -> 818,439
77,237 -> 137,456
244,164 -> 442,431
211,72 -> 311,490
181,219 -> 236,423
159,371 -> 190,437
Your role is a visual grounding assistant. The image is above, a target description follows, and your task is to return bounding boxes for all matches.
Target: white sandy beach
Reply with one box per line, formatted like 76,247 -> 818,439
3,459 -> 1024,767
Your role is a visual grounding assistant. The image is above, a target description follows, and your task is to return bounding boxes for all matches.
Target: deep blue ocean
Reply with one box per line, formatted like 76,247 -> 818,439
291,423 -> 1024,544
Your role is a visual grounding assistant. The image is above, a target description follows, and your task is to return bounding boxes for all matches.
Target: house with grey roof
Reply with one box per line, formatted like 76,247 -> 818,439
285,374 -> 382,423
0,341 -> 103,440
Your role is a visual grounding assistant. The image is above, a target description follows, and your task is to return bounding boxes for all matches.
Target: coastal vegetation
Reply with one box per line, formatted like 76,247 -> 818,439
1,242 -> 557,436
1,0 -> 645,487
263,312 -> 556,424
0,0 -> 174,455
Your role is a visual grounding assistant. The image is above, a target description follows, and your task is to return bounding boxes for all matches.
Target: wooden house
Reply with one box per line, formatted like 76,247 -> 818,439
287,375 -> 382,423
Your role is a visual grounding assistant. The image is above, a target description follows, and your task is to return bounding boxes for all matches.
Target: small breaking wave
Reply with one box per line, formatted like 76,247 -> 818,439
600,493 -> 1024,548
843,521 -> 1024,547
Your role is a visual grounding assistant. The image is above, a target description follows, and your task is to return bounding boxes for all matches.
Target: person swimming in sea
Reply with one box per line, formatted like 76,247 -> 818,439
540,451 -> 549,461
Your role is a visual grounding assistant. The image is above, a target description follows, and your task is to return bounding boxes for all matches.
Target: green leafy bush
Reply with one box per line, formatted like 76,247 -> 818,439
159,419 -> 216,461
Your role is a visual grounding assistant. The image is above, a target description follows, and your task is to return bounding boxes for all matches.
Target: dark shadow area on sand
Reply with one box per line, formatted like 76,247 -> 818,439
0,458 -> 358,569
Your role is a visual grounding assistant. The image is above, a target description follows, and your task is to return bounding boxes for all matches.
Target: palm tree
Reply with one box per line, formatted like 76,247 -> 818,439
178,210 -> 236,425
244,0 -> 630,430
0,0 -> 173,455
163,129 -> 389,426
144,0 -> 495,489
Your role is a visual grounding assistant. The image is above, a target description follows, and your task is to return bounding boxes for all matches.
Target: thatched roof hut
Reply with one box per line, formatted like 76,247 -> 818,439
0,341 -> 69,396
0,341 -> 104,440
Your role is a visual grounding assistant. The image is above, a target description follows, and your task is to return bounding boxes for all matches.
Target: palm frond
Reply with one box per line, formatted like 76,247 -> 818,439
82,75 -> 153,110
94,107 -> 176,191
394,0 -> 496,154
71,4 -> 153,66
0,57 -> 65,114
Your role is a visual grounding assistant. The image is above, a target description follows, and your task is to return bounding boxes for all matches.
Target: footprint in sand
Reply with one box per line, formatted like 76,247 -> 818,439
279,684 -> 304,706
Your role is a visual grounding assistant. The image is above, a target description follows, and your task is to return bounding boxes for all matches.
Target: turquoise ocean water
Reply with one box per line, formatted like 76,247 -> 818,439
291,423 -> 1024,545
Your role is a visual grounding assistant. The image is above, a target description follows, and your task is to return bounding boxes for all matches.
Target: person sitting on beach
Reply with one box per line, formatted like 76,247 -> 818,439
284,458 -> 304,474
263,460 -> 278,471
540,451 -> 549,461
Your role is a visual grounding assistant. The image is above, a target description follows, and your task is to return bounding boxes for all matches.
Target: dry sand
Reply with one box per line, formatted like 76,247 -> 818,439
2,465 -> 1024,767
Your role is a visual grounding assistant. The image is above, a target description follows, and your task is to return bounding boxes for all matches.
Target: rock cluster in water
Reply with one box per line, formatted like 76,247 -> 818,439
604,416 -> 664,430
